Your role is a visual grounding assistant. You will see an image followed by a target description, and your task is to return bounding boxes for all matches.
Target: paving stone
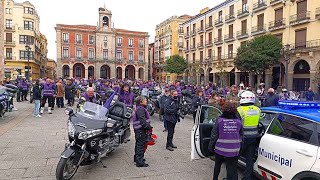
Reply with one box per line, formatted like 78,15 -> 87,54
11,159 -> 47,169
0,168 -> 26,179
23,166 -> 53,178
0,161 -> 14,170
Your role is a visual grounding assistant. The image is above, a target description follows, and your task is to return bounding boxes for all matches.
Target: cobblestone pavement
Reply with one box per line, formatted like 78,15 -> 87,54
0,101 -> 248,180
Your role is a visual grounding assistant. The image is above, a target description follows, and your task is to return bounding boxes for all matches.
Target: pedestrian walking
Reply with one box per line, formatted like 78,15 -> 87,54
159,88 -> 170,132
209,100 -> 243,180
192,89 -> 206,122
40,79 -> 56,114
33,79 -> 42,117
305,87 -> 315,101
132,96 -> 152,167
65,80 -> 75,106
56,79 -> 65,108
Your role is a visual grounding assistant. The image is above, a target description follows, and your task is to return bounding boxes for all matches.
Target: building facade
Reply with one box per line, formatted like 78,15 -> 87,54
153,15 -> 191,82
182,0 -> 320,91
0,0 -> 4,82
3,0 -> 48,80
46,58 -> 57,79
56,7 -> 149,80
148,43 -> 154,80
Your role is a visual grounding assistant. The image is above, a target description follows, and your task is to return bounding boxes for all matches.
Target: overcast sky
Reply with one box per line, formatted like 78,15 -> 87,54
15,0 -> 225,60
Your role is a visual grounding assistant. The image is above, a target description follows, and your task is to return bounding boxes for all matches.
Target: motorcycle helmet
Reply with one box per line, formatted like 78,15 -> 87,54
239,91 -> 256,105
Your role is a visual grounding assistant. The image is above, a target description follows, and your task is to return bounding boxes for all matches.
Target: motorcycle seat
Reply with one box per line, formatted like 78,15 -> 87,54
108,102 -> 129,126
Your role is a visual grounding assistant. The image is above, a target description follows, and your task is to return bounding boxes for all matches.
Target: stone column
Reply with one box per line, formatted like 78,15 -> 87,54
95,63 -> 101,79
310,70 -> 317,91
135,68 -> 139,80
84,68 -> 88,79
235,72 -> 240,86
249,73 -> 254,87
122,68 -> 125,80
69,68 -> 73,78
287,71 -> 294,91
264,70 -> 272,90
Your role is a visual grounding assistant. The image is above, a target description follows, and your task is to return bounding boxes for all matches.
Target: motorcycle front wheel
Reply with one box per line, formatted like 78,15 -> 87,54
56,156 -> 79,180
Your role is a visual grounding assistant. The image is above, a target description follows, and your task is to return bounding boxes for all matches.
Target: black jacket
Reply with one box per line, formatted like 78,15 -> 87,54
135,107 -> 152,132
163,96 -> 180,124
159,95 -> 169,109
65,84 -> 75,99
264,93 -> 279,107
192,95 -> 206,112
33,84 -> 42,100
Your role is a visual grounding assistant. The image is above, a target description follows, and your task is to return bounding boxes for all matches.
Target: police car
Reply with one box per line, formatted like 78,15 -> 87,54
191,101 -> 320,180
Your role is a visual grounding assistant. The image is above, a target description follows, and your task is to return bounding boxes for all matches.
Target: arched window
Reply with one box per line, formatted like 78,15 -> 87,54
76,67 -> 82,77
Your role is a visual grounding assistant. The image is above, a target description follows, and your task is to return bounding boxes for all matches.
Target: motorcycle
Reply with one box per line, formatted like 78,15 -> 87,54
56,95 -> 133,180
180,95 -> 193,115
0,86 -> 16,118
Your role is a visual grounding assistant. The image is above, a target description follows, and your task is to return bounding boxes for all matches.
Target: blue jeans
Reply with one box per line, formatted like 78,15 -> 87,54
34,100 -> 40,116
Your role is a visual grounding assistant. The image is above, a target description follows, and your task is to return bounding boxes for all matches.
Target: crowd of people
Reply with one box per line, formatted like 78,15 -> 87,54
1,75 -> 319,179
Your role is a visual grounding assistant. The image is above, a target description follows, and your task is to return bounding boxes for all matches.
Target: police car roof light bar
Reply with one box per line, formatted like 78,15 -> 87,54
278,101 -> 320,108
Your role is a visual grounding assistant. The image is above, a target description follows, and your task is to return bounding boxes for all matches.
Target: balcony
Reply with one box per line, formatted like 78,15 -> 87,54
222,53 -> 236,60
270,0 -> 282,6
206,23 -> 213,30
290,39 -> 320,51
75,57 -> 83,61
128,44 -> 134,48
237,7 -> 249,18
205,40 -> 213,47
190,30 -> 196,36
4,41 -> 16,47
253,1 -> 267,13
184,47 -> 190,52
4,26 -> 16,31
177,42 -> 184,50
138,60 -> 146,65
269,18 -> 286,31
237,30 -> 249,39
251,25 -> 267,36
197,42 -> 204,49
184,32 -> 190,38
224,34 -> 235,42
5,56 -> 16,60
117,43 -> 122,47
197,27 -> 205,34
178,29 -> 184,35
62,39 -> 69,44
190,45 -> 196,51
214,37 -> 223,45
215,18 -> 224,27
225,14 -> 236,23
316,8 -> 320,20
290,11 -> 311,26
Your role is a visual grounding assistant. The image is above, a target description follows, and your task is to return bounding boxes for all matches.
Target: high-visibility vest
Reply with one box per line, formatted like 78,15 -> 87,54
237,105 -> 261,138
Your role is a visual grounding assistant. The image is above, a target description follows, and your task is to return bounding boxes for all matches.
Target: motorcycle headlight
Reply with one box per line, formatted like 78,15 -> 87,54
67,121 -> 76,137
78,129 -> 103,140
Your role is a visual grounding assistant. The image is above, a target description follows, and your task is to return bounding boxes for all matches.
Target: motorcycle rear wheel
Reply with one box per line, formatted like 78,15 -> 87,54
56,156 -> 79,180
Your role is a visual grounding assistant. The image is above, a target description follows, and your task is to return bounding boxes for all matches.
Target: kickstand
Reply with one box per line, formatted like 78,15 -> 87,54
100,161 -> 107,168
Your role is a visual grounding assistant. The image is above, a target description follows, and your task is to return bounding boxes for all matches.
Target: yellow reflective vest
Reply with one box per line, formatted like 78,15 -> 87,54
237,105 -> 261,138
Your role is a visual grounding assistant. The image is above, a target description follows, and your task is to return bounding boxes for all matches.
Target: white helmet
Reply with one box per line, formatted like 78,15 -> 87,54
240,91 -> 256,104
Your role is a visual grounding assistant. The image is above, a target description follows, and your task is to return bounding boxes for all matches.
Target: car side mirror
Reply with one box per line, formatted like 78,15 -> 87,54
65,107 -> 74,115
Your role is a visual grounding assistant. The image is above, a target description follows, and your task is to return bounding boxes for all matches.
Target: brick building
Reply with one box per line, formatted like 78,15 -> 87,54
148,43 -> 154,80
55,7 -> 149,80
0,0 -> 4,82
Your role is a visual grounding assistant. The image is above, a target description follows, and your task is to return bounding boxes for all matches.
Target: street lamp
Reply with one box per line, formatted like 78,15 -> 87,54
25,44 -> 31,81
282,44 -> 291,89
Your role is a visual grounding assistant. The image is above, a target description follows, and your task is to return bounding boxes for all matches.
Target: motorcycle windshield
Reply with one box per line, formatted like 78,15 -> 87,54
0,87 -> 6,95
78,102 -> 109,121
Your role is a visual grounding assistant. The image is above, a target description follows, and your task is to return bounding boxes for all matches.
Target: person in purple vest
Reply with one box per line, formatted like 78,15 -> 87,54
132,96 -> 152,167
40,78 -> 56,114
118,84 -> 134,108
79,87 -> 97,105
209,101 -> 243,180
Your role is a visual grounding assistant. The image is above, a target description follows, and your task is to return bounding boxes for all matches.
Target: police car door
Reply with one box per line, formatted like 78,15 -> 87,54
191,105 -> 222,160
257,113 -> 319,179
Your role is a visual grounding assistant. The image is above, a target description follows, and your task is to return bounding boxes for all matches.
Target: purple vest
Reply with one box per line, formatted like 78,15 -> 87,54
132,106 -> 150,130
21,81 -> 28,90
80,93 -> 97,103
214,117 -> 242,157
119,92 -> 134,107
43,83 -> 54,96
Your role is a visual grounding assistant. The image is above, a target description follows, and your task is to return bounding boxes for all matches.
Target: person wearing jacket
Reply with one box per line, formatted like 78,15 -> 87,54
163,90 -> 180,151
264,88 -> 279,107
118,84 -> 135,108
33,79 -> 42,117
40,78 -> 56,114
305,87 -> 315,101
56,79 -> 65,108
159,88 -> 170,132
192,89 -> 206,122
21,78 -> 29,101
209,100 -> 243,180
65,80 -> 75,106
132,96 -> 152,167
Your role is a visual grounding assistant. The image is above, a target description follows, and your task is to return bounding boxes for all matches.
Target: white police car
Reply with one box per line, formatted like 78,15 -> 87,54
191,101 -> 320,180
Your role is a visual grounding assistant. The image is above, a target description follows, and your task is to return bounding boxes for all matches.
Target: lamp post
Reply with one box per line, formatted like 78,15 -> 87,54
282,44 -> 291,89
25,44 -> 31,81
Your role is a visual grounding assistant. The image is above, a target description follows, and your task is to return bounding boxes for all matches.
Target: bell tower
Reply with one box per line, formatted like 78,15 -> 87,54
98,6 -> 112,31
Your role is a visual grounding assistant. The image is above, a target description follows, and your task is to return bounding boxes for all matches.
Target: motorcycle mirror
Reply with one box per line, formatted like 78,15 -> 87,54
64,107 -> 73,115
